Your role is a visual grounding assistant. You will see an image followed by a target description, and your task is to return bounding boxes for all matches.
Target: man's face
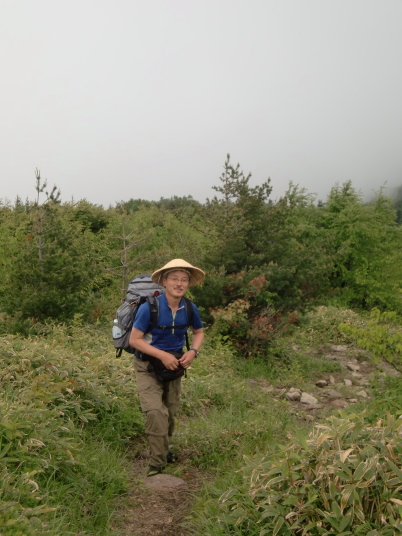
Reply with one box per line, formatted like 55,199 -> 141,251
163,270 -> 190,299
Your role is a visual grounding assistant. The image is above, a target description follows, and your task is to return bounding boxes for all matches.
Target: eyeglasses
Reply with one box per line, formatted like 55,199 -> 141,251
167,277 -> 190,284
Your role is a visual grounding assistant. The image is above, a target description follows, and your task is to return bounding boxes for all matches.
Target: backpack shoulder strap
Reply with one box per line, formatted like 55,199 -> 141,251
183,298 -> 194,352
183,297 -> 194,326
146,296 -> 160,332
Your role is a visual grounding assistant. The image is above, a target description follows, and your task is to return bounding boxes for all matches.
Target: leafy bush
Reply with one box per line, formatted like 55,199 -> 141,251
202,269 -> 308,357
218,413 -> 402,535
320,183 -> 402,313
339,308 -> 402,373
369,376 -> 402,421
0,323 -> 143,535
300,306 -> 364,346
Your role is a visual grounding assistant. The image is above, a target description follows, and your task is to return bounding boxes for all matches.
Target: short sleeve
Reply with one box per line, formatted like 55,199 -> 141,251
132,301 -> 151,333
191,303 -> 203,330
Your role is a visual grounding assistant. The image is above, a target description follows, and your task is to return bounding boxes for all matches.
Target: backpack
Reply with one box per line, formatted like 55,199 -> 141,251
112,273 -> 194,358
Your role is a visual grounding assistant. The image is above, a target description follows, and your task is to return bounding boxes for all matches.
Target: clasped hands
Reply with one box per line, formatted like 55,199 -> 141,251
161,350 -> 195,370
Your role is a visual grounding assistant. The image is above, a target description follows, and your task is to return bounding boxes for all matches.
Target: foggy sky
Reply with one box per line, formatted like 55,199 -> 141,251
1,0 -> 401,207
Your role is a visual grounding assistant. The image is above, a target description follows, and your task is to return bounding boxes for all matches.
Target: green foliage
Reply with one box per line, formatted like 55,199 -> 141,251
390,185 -> 402,225
117,195 -> 201,214
339,308 -> 402,373
195,177 -> 333,354
321,182 -> 402,312
217,413 -> 402,535
257,183 -> 331,303
0,194 -> 112,324
108,202 -> 207,273
196,264 -> 319,357
2,160 -> 402,351
72,199 -> 111,233
297,305 -> 364,346
0,323 -> 142,534
188,306 -> 401,536
202,154 -> 272,272
177,337 -> 299,536
369,376 -> 402,420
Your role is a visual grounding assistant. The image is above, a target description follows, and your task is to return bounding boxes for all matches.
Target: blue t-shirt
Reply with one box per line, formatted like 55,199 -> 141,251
133,293 -> 203,352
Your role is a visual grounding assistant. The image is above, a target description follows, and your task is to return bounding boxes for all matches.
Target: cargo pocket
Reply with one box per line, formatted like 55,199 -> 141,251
133,359 -> 165,413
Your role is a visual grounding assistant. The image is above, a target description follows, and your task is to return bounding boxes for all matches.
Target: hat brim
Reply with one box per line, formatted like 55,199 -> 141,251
151,259 -> 205,286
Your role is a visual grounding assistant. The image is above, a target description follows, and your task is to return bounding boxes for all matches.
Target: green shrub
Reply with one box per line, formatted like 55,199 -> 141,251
339,308 -> 402,373
0,323 -> 142,534
369,375 -> 402,420
218,413 -> 402,535
301,305 -> 364,345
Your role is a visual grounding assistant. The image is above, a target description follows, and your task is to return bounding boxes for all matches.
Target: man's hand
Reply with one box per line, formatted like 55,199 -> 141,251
178,351 -> 196,369
160,352 -> 180,370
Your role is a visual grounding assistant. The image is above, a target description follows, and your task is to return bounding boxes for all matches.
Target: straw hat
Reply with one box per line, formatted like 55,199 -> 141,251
152,259 -> 205,286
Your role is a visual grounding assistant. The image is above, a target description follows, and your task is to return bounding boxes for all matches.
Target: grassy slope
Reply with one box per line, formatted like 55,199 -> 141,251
1,306 -> 400,535
0,321 -> 143,535
179,306 -> 401,535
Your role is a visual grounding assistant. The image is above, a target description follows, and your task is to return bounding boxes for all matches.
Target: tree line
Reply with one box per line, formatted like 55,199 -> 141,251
1,157 -> 402,354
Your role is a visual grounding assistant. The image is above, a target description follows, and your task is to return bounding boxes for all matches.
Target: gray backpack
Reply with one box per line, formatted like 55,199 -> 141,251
112,274 -> 165,357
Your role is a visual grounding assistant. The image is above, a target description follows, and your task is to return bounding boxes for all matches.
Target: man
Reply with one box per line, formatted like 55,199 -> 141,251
129,259 -> 205,477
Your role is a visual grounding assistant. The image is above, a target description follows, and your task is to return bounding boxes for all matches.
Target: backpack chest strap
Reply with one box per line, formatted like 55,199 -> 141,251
156,324 -> 190,330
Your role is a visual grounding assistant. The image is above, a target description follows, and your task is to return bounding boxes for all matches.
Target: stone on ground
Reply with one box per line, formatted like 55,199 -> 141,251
327,390 -> 343,400
315,380 -> 328,388
144,474 -> 186,489
347,363 -> 360,372
300,392 -> 318,405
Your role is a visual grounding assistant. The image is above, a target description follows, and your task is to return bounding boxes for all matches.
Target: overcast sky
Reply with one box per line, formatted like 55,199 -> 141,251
1,0 -> 401,207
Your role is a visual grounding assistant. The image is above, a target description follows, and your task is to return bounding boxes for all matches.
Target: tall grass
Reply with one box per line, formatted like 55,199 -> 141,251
182,307 -> 402,536
175,326 -> 344,535
1,306 -> 399,535
0,322 -> 143,535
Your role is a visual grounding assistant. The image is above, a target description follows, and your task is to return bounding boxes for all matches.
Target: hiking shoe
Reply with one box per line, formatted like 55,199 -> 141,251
147,466 -> 162,477
167,451 -> 178,464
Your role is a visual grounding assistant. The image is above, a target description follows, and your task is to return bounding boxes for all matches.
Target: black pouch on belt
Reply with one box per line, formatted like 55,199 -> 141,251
143,350 -> 185,382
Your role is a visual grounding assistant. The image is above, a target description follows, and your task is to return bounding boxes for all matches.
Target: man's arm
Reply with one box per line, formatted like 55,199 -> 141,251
178,328 -> 204,369
129,328 -> 181,370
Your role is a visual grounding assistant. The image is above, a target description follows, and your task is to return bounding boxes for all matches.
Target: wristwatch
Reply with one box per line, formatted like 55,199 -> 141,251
190,348 -> 199,357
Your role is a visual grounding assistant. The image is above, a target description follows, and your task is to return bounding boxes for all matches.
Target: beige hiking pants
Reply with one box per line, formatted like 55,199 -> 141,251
133,358 -> 182,468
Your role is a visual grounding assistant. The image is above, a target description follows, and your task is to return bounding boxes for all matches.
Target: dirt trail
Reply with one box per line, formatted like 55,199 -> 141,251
111,450 -> 208,536
111,347 -> 399,536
